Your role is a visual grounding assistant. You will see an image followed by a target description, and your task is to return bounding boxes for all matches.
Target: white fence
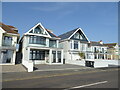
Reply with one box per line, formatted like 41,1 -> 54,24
22,60 -> 33,72
94,59 -> 120,68
66,59 -> 120,68
66,59 -> 85,66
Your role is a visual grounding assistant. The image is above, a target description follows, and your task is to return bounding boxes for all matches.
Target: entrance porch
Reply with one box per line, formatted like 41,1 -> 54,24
28,47 -> 63,65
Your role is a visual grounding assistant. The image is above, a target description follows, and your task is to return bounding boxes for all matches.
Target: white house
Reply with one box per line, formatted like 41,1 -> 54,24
0,22 -> 20,65
87,40 -> 108,60
19,23 -> 63,65
58,28 -> 90,63
103,43 -> 119,60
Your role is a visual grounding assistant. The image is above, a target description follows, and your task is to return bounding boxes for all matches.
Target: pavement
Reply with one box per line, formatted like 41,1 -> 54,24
2,64 -> 26,73
1,64 -> 93,73
34,64 -> 93,72
2,67 -> 119,88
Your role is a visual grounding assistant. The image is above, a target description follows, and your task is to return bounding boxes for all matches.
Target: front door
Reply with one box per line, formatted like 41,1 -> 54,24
52,51 -> 62,63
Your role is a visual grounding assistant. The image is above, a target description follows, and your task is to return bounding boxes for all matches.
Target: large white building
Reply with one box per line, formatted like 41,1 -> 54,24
0,22 -> 20,65
58,28 -> 90,63
19,23 -> 63,65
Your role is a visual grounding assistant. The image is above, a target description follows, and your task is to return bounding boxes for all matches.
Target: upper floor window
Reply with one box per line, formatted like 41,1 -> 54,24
2,36 -> 12,46
49,40 -> 57,48
74,33 -> 80,39
73,32 -> 84,40
102,48 -> 104,53
29,35 -> 46,45
29,26 -> 47,35
34,26 -> 44,34
74,41 -> 78,49
94,47 -> 97,53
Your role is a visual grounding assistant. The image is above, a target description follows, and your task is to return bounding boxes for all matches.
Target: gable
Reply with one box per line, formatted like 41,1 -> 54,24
26,23 -> 60,39
70,29 -> 89,42
58,28 -> 78,40
28,24 -> 48,36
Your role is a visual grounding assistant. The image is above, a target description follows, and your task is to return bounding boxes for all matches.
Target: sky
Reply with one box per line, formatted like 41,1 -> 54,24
2,2 -> 118,43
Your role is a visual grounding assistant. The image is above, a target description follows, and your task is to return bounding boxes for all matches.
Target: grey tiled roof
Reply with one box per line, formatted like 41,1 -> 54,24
58,28 -> 79,40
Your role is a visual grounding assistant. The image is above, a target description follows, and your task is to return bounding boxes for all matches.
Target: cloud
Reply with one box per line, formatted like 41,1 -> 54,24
31,3 -> 70,12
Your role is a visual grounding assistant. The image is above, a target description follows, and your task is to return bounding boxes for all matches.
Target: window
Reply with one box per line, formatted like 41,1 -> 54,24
52,51 -> 56,63
3,36 -> 12,46
74,41 -> 78,49
29,36 -> 46,45
34,26 -> 44,34
73,32 -> 84,40
102,48 -> 104,53
29,50 -> 45,60
81,44 -> 85,51
74,32 -> 80,39
94,47 -> 97,53
49,40 -> 56,48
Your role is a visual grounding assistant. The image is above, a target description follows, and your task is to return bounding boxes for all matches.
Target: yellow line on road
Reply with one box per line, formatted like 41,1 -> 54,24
2,68 -> 119,82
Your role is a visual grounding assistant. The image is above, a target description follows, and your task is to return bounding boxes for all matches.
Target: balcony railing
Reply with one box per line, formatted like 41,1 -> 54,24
49,44 -> 57,48
2,41 -> 13,46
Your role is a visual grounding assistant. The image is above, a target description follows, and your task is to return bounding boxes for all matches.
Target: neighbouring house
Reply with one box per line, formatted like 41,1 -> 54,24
0,22 -> 20,65
58,27 -> 90,63
104,43 -> 119,60
87,40 -> 108,60
19,23 -> 63,65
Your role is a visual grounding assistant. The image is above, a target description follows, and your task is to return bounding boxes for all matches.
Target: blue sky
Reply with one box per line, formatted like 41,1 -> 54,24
2,2 -> 118,43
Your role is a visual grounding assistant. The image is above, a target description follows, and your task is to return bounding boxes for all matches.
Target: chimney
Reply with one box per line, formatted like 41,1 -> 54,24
99,40 -> 103,44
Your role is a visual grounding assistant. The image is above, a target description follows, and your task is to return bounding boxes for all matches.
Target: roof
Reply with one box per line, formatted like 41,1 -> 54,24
103,43 -> 117,48
58,28 -> 78,40
45,29 -> 60,39
90,41 -> 105,46
0,22 -> 19,34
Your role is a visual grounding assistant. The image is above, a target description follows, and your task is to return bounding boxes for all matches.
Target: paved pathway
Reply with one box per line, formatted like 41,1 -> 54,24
2,64 -> 26,73
34,64 -> 93,71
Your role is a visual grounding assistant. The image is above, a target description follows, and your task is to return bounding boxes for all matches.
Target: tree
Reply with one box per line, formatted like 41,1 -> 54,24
79,52 -> 85,59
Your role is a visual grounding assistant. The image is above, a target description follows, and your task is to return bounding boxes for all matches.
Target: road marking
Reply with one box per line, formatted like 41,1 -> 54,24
64,81 -> 108,90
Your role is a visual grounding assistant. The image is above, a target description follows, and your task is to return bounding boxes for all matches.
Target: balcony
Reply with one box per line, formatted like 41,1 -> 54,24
49,44 -> 57,48
2,40 -> 13,46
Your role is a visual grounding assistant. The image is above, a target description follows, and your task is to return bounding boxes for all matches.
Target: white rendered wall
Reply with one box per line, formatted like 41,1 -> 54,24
0,30 -> 2,47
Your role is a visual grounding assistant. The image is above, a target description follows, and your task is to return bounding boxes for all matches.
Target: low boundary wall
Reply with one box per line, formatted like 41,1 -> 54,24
22,60 -> 33,72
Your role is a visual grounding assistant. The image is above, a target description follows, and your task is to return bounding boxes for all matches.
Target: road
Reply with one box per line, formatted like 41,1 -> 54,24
2,67 -> 119,89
